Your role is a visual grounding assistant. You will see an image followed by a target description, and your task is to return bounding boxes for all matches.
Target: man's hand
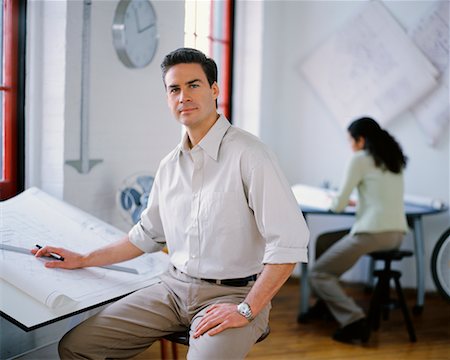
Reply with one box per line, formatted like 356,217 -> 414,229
32,246 -> 84,270
193,303 -> 249,338
31,236 -> 143,271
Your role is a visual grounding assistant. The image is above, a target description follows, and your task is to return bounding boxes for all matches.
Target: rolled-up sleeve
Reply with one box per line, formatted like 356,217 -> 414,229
247,149 -> 310,264
128,171 -> 166,253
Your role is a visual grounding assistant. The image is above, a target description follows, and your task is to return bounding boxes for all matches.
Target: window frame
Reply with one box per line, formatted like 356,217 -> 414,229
210,0 -> 234,120
0,0 -> 24,200
184,0 -> 234,121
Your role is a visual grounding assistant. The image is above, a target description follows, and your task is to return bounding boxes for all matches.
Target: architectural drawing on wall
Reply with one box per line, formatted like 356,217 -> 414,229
409,1 -> 449,146
300,1 -> 439,129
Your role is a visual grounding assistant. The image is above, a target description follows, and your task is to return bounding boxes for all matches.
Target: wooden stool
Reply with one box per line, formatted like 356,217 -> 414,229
160,326 -> 270,360
367,250 -> 417,342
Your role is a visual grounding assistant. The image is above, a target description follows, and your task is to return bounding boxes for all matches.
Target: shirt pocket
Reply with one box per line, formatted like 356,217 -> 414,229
199,191 -> 244,236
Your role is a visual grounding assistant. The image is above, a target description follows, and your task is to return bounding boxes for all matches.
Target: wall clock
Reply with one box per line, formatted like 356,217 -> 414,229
112,0 -> 158,69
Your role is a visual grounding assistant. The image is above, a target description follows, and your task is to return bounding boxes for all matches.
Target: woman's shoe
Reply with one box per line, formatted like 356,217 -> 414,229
332,318 -> 370,343
297,300 -> 334,323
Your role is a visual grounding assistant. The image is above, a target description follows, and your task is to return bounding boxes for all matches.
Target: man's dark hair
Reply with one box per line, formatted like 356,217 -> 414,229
160,48 -> 218,87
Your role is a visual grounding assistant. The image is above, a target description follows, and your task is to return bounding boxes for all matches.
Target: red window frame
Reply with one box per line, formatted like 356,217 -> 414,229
184,0 -> 234,121
209,0 -> 234,120
0,0 -> 19,200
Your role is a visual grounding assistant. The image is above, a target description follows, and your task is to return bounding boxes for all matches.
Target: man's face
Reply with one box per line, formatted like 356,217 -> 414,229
164,63 -> 219,130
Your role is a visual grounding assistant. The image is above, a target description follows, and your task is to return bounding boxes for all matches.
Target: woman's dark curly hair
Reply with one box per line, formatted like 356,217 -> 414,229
348,117 -> 407,173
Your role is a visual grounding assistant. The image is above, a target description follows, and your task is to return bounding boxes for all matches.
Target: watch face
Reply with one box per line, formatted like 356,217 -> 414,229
113,0 -> 158,68
237,302 -> 253,320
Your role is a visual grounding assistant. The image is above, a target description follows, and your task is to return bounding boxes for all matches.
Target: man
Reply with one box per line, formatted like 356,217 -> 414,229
35,48 -> 309,359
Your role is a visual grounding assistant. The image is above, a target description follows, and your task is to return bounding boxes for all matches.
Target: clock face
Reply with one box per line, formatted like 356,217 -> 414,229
112,0 -> 158,69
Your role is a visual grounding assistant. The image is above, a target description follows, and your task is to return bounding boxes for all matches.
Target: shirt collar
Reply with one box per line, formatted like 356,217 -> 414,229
178,114 -> 231,161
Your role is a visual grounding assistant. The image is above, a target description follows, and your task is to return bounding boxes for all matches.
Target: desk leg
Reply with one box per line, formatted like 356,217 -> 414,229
299,262 -> 310,318
412,216 -> 425,314
299,213 -> 311,320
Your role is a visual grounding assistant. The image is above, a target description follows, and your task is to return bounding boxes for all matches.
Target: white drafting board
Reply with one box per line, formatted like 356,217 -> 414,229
0,188 -> 169,330
292,183 -> 446,212
291,184 -> 335,210
291,183 -> 356,213
301,1 -> 439,128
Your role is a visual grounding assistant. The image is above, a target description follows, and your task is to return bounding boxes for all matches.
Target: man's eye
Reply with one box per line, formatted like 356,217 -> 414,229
190,84 -> 199,88
170,88 -> 179,94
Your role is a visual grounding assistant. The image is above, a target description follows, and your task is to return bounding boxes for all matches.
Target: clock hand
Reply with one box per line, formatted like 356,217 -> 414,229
138,23 -> 156,34
133,6 -> 142,31
133,5 -> 155,33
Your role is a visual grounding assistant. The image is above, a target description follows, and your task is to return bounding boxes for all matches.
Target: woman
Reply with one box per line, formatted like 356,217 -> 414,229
308,117 -> 408,343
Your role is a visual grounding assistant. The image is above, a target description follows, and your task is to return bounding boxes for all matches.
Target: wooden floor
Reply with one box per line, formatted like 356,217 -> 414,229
134,278 -> 450,359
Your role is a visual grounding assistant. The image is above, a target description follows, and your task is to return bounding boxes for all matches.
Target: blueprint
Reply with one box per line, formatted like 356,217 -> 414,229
300,1 -> 438,128
0,188 -> 169,329
409,1 -> 449,146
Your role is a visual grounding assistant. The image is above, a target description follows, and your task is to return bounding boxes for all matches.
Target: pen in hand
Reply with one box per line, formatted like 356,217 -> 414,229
32,245 -> 137,273
35,244 -> 65,261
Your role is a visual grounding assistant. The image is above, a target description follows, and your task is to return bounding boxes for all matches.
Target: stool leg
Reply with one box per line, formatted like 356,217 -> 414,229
393,277 -> 417,342
160,339 -> 169,360
365,257 -> 376,292
171,341 -> 179,359
380,273 -> 391,321
368,279 -> 383,331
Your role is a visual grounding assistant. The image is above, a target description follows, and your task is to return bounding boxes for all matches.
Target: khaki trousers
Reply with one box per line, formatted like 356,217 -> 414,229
309,231 -> 403,327
59,265 -> 270,359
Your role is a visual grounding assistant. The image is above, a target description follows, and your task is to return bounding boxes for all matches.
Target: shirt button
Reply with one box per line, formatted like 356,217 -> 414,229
191,254 -> 196,259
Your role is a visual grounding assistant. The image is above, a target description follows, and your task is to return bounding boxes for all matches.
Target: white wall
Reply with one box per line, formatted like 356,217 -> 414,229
234,0 -> 449,290
26,0 -> 67,200
26,0 -> 185,232
25,0 -> 449,291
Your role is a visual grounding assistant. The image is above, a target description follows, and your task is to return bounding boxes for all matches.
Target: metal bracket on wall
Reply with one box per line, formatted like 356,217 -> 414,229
66,0 -> 103,174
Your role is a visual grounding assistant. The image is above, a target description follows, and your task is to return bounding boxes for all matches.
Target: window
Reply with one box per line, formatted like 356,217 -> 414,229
0,0 -> 24,200
184,0 -> 234,120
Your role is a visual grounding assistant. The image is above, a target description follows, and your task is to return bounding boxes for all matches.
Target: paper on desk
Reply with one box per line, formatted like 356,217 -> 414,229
292,183 -> 446,211
0,258 -> 77,309
1,187 -> 159,274
0,250 -> 168,309
291,184 -> 335,210
404,194 -> 446,210
0,187 -> 169,310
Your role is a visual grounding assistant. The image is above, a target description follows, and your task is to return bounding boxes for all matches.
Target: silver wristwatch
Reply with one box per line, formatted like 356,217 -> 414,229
237,302 -> 254,322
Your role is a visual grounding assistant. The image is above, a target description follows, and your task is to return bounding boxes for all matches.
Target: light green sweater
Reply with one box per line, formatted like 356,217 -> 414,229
331,150 -> 408,234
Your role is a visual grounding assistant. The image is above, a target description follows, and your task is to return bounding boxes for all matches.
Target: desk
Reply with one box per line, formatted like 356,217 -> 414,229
1,255 -> 169,359
0,187 -> 170,358
298,203 -> 448,317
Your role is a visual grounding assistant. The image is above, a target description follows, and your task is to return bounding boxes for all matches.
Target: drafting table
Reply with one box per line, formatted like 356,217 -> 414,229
298,202 -> 448,318
0,187 -> 169,359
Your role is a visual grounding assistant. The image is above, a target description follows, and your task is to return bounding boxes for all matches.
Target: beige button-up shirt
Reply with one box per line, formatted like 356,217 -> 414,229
129,115 -> 309,279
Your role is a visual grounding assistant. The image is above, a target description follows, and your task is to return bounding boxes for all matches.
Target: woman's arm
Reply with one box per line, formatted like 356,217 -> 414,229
330,153 -> 364,212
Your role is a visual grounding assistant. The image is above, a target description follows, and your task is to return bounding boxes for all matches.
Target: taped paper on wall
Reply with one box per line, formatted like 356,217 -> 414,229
300,1 -> 438,128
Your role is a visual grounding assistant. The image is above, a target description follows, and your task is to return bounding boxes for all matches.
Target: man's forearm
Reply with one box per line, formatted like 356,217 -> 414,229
82,236 -> 144,267
244,263 -> 296,317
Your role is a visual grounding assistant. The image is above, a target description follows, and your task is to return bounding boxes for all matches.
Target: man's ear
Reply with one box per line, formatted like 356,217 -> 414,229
211,81 -> 220,100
